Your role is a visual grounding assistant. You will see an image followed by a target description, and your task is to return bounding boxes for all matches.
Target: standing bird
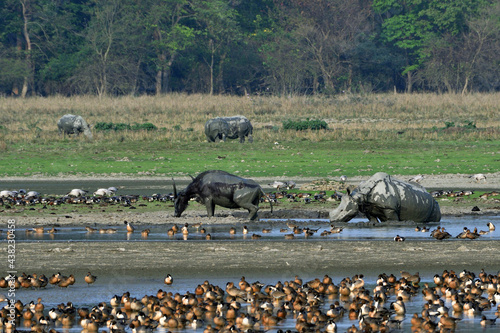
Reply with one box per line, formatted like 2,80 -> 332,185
339,175 -> 347,183
471,173 -> 487,182
124,221 -> 135,233
164,274 -> 173,285
84,272 -> 97,286
409,174 -> 424,183
181,223 -> 189,235
487,222 -> 495,231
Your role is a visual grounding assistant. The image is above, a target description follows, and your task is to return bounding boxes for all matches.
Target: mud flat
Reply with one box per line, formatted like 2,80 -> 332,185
6,240 -> 500,279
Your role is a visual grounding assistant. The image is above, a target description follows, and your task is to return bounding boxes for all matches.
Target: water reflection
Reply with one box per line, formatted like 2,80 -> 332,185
9,215 -> 500,243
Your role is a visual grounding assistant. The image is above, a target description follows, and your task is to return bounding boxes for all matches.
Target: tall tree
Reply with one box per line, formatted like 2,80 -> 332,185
144,0 -> 195,95
193,0 -> 240,95
287,0 -> 372,93
373,0 -> 488,93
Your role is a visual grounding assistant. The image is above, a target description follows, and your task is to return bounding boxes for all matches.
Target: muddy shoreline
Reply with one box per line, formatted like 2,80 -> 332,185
5,240 -> 500,278
2,173 -> 499,275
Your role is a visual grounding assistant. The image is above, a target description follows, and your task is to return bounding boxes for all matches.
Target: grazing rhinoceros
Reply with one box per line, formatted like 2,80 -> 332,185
173,170 -> 271,220
57,114 -> 93,139
204,117 -> 230,142
330,172 -> 441,223
205,116 -> 253,143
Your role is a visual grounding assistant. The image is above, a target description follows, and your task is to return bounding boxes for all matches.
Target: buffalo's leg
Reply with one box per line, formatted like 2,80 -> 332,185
239,203 -> 259,220
205,199 -> 216,217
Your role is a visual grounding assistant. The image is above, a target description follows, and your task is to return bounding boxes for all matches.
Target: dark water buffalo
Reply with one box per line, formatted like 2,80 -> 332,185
330,172 -> 441,223
173,170 -> 271,220
57,114 -> 93,139
205,116 -> 253,143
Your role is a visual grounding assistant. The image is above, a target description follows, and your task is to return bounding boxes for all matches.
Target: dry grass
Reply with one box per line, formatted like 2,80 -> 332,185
1,93 -> 499,143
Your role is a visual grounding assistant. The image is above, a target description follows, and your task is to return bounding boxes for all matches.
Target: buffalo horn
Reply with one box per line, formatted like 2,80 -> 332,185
172,178 -> 177,199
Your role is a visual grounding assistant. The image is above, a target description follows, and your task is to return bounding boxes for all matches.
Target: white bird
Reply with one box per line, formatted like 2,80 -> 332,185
26,191 -> 40,198
340,175 -> 347,182
268,181 -> 287,189
471,173 -> 486,182
94,188 -> 112,196
0,190 -> 15,198
68,189 -> 87,197
409,174 -> 424,183
108,186 -> 118,193
487,222 -> 495,231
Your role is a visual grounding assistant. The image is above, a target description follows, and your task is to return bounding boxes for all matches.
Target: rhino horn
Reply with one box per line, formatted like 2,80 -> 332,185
172,178 -> 177,199
189,174 -> 194,181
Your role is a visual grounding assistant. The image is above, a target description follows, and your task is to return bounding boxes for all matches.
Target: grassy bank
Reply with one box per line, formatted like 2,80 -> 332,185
0,93 -> 498,178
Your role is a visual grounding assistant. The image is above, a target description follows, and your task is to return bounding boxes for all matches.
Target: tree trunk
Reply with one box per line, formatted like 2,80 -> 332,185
406,71 -> 413,93
21,0 -> 33,98
155,69 -> 163,95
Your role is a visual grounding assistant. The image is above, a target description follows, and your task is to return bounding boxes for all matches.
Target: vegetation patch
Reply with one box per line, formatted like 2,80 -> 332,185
282,119 -> 328,131
94,122 -> 158,132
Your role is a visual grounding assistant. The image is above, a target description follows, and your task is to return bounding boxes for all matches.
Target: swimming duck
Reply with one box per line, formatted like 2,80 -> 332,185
164,274 -> 173,285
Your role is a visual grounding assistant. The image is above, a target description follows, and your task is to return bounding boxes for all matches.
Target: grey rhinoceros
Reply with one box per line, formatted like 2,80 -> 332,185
57,114 -> 93,139
330,172 -> 441,223
205,116 -> 253,143
173,170 -> 271,220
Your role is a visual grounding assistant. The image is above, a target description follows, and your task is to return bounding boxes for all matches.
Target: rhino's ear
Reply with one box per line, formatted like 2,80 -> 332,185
346,188 -> 351,196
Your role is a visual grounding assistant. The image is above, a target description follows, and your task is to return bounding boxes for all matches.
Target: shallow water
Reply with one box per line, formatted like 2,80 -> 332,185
12,215 -> 500,242
4,180 -> 500,332
12,270 -> 500,333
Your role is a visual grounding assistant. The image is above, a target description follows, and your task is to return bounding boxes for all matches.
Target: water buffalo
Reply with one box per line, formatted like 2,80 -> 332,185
330,172 -> 441,223
173,170 -> 271,220
57,114 -> 93,139
205,116 -> 253,143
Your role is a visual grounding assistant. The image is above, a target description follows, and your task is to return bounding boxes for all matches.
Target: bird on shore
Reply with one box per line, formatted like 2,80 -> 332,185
471,173 -> 487,182
409,174 -> 424,183
68,189 -> 87,197
84,272 -> 97,286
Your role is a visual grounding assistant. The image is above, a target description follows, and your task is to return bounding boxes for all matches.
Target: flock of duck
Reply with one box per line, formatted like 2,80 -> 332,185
2,269 -> 500,333
20,219 -> 497,243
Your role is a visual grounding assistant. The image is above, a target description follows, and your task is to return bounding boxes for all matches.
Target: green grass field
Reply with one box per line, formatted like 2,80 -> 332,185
0,139 -> 498,178
0,93 -> 498,178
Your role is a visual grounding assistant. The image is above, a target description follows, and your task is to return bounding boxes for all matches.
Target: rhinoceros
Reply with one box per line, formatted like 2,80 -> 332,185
330,172 -> 441,223
205,116 -> 253,143
173,170 -> 271,220
57,114 -> 93,139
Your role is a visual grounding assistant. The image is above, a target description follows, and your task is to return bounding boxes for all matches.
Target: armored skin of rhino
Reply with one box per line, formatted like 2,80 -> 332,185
57,114 -> 93,139
204,116 -> 253,143
330,172 -> 441,223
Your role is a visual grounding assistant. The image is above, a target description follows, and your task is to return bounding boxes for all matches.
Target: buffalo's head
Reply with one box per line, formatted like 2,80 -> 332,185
174,192 -> 189,217
173,179 -> 189,217
329,189 -> 359,222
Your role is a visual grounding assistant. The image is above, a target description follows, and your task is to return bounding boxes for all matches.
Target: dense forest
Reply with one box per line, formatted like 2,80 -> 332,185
1,0 -> 499,97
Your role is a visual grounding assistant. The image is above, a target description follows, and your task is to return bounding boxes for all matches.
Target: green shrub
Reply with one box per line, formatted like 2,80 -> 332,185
94,121 -> 157,131
283,118 -> 328,131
